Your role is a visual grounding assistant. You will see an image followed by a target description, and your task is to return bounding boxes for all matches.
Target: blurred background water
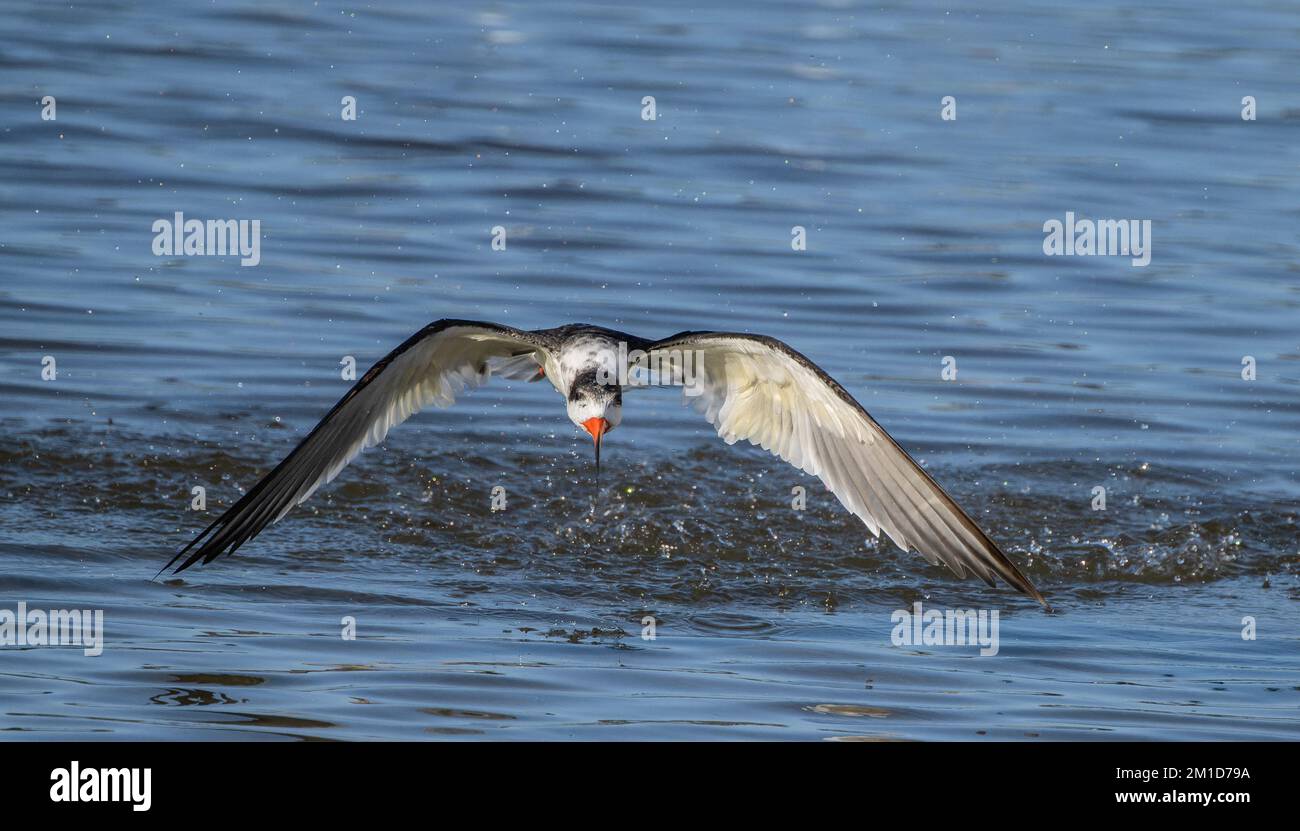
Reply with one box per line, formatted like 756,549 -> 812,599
0,0 -> 1297,740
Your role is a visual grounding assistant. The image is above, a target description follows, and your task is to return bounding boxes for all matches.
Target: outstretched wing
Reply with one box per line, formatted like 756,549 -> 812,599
159,319 -> 549,575
642,331 -> 1047,606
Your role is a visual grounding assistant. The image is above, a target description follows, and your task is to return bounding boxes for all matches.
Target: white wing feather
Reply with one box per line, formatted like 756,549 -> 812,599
646,333 -> 1046,605
163,320 -> 545,573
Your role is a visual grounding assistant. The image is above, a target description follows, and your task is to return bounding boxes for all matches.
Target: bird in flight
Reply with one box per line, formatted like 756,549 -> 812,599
158,319 -> 1047,606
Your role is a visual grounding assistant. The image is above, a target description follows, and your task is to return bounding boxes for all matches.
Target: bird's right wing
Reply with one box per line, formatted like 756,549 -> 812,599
641,331 -> 1047,606
159,319 -> 549,576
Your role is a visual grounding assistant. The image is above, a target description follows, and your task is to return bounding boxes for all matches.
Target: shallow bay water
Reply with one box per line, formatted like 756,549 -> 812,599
0,0 -> 1298,740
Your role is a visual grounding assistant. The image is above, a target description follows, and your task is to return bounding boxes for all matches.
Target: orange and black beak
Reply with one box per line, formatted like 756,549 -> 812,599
582,417 -> 610,475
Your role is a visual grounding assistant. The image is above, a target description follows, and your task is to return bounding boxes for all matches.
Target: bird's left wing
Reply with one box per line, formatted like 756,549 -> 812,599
641,331 -> 1047,606
159,319 -> 549,576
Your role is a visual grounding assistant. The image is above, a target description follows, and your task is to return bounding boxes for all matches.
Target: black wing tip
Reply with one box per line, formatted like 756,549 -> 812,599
943,537 -> 1050,610
990,553 -> 1050,610
151,540 -> 198,582
951,559 -> 1050,610
1020,580 -> 1052,611
152,544 -> 210,581
154,514 -> 235,581
997,559 -> 1051,610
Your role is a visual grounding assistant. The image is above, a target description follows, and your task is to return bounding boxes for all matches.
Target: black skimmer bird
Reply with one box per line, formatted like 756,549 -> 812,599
159,319 -> 1047,606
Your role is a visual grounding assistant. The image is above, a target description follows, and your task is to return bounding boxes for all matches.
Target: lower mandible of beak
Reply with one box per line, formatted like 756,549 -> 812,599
581,417 -> 610,474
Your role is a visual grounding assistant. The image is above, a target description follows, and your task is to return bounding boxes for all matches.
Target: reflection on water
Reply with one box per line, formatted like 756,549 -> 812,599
0,0 -> 1298,739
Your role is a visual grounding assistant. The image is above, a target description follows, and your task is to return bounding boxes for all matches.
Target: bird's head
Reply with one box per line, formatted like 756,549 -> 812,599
566,377 -> 622,473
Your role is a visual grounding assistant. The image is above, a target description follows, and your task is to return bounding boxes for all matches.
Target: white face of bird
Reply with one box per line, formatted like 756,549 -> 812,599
566,386 -> 621,472
566,387 -> 622,433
